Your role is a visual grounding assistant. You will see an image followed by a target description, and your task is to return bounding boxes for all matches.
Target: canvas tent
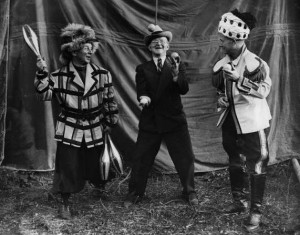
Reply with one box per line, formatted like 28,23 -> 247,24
0,0 -> 299,173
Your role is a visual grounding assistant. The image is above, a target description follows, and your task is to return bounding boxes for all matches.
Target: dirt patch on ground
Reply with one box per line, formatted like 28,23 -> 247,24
0,161 -> 299,234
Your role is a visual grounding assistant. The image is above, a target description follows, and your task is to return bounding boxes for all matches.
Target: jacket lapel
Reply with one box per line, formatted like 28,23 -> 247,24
83,63 -> 97,97
69,62 -> 85,90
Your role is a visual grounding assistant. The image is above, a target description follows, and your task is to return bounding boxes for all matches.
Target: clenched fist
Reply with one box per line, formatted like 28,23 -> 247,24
36,57 -> 48,72
168,52 -> 181,82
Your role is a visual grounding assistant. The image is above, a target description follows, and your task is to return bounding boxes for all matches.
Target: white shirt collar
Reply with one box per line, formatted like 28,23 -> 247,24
153,56 -> 166,66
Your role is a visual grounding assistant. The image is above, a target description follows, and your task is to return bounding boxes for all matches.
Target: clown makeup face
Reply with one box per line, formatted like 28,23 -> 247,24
72,43 -> 94,66
148,37 -> 169,57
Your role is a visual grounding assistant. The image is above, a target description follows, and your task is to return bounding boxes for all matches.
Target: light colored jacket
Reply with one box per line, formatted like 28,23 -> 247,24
34,62 -> 118,148
212,46 -> 271,134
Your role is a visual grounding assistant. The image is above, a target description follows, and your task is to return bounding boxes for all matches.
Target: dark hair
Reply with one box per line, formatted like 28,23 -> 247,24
231,8 -> 257,30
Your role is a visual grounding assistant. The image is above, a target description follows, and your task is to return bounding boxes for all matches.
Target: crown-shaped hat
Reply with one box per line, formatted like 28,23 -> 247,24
218,9 -> 256,40
144,24 -> 173,46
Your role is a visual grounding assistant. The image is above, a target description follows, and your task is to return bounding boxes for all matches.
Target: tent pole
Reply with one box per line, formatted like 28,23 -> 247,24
155,0 -> 158,25
0,0 -> 11,165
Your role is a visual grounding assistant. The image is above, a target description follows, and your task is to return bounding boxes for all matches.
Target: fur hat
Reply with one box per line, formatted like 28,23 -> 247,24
218,9 -> 257,40
59,23 -> 99,65
144,24 -> 172,46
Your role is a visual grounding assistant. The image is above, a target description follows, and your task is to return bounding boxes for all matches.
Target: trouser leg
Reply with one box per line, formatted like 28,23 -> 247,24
222,114 -> 249,210
241,129 -> 269,231
164,124 -> 195,195
81,144 -> 107,188
128,130 -> 161,196
242,129 -> 269,212
52,142 -> 85,194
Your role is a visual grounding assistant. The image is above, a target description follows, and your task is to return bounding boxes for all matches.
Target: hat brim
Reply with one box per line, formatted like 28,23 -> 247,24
144,31 -> 173,46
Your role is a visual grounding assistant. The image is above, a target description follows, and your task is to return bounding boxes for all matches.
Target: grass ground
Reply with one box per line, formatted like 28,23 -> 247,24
0,160 -> 299,235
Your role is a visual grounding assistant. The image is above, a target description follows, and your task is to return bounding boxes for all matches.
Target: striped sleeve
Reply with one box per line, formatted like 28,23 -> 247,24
103,71 -> 119,127
34,70 -> 55,101
237,59 -> 271,99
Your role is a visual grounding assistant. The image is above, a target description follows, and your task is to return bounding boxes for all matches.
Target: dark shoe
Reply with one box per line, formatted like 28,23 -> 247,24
58,205 -> 72,220
223,200 -> 248,214
182,193 -> 199,206
123,192 -> 142,208
244,213 -> 261,232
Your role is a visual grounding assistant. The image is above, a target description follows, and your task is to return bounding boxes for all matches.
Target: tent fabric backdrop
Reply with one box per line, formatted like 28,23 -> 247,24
0,0 -> 300,172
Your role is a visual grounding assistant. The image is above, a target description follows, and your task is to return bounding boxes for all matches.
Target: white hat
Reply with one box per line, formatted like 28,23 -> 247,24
218,9 -> 256,40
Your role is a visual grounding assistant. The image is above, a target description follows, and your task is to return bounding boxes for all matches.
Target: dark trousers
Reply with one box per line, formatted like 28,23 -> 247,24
52,142 -> 104,194
222,112 -> 269,212
129,124 -> 195,196
222,112 -> 269,174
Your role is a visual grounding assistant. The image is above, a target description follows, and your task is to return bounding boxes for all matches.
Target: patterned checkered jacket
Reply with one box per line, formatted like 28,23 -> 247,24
212,46 -> 272,134
34,62 -> 118,148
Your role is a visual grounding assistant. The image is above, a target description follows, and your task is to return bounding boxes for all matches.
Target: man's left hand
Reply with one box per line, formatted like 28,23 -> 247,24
168,52 -> 180,82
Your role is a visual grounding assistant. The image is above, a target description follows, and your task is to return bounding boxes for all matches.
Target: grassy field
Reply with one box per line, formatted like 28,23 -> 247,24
0,160 -> 299,235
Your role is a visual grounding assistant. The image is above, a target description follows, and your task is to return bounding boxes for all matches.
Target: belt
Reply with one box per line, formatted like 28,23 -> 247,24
61,106 -> 103,121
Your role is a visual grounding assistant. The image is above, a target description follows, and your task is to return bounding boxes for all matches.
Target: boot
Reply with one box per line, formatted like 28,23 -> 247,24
245,173 -> 267,232
223,166 -> 249,214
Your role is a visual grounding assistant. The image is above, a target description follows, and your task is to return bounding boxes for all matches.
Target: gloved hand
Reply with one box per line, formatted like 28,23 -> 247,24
222,63 -> 240,82
36,56 -> 48,72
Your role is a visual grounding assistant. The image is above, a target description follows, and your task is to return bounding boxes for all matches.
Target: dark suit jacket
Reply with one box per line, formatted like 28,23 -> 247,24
135,58 -> 189,133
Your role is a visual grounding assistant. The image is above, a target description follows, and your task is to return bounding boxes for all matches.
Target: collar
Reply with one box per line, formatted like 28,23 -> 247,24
231,45 -> 247,66
153,56 -> 166,66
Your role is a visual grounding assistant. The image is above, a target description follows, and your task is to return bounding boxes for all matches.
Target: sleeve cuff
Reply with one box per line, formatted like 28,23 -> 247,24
36,70 -> 49,80
139,96 -> 151,104
237,77 -> 259,94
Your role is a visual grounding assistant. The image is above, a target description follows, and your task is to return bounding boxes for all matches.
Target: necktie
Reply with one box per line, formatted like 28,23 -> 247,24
157,58 -> 163,72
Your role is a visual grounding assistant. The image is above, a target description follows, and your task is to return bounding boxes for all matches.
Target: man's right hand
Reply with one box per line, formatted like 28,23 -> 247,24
217,96 -> 229,108
36,57 -> 48,72
139,96 -> 151,108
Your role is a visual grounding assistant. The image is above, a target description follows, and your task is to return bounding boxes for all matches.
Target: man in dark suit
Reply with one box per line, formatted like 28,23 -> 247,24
124,24 -> 198,207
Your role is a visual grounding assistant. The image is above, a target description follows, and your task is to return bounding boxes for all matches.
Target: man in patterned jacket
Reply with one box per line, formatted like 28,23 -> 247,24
212,9 -> 272,232
35,23 -> 118,219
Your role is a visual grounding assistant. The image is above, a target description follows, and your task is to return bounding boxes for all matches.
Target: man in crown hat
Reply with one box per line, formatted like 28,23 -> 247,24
212,9 -> 272,232
124,24 -> 198,208
35,23 -> 119,219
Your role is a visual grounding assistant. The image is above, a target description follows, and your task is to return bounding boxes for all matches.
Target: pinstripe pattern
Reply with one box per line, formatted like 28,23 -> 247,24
34,62 -> 118,148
